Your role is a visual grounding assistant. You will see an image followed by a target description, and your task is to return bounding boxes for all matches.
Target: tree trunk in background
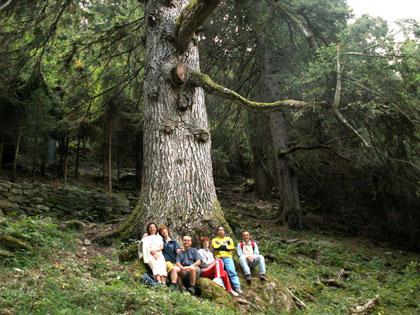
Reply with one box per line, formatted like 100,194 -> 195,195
119,0 -> 227,239
257,40 -> 302,229
248,111 -> 275,197
134,129 -> 143,190
107,117 -> 112,193
63,138 -> 69,184
11,119 -> 23,182
0,143 -> 4,176
74,134 -> 81,179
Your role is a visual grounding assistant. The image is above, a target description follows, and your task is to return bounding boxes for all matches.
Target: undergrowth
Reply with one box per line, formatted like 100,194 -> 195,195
1,215 -> 419,314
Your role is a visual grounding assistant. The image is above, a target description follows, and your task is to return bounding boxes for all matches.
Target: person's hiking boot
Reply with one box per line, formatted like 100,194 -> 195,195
212,277 -> 225,288
229,290 -> 239,297
245,274 -> 252,283
179,287 -> 187,293
234,287 -> 243,294
187,286 -> 197,295
169,284 -> 178,291
259,274 -> 267,282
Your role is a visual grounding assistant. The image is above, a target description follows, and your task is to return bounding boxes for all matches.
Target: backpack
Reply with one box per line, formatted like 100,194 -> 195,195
240,240 -> 255,251
142,273 -> 159,287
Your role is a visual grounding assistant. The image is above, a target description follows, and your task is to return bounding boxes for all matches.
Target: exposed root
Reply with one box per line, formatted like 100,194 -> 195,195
349,296 -> 380,314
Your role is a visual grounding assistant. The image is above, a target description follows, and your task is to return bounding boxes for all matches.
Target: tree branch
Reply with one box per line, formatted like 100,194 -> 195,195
333,44 -> 371,148
189,70 -> 311,111
0,0 -> 12,11
175,0 -> 221,54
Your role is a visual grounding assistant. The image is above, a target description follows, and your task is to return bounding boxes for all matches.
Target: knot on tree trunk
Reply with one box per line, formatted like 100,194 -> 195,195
194,129 -> 210,143
176,91 -> 192,111
171,62 -> 188,87
161,123 -> 175,135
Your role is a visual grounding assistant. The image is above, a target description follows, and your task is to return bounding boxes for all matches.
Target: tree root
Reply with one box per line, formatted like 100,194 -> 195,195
349,296 -> 380,314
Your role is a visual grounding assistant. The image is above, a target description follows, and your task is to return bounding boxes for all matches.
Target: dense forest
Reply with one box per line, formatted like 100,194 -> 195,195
0,0 -> 419,313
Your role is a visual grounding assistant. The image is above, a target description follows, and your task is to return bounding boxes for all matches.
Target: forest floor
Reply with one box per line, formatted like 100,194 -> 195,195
0,182 -> 419,314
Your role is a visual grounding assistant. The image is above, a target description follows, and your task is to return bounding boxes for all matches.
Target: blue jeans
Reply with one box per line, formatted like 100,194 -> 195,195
221,257 -> 241,290
239,255 -> 266,275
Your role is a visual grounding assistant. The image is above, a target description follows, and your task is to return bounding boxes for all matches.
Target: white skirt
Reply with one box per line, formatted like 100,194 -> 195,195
147,254 -> 167,276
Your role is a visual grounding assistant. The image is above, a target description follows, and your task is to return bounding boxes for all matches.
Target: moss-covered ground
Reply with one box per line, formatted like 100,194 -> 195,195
1,210 -> 419,314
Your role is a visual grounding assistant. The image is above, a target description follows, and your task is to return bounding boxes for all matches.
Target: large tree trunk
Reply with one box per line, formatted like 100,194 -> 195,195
118,0 -> 227,239
74,134 -> 81,179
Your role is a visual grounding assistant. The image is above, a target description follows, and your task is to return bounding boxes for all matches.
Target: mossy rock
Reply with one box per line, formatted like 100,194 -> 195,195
63,220 -> 85,231
196,277 -> 236,310
0,235 -> 33,252
0,248 -> 15,259
119,243 -> 139,262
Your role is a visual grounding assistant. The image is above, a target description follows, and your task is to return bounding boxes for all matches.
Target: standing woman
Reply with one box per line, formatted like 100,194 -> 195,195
141,222 -> 167,284
198,237 -> 239,296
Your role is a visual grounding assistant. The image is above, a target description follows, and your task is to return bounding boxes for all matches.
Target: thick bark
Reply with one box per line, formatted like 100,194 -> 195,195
117,0 -> 227,240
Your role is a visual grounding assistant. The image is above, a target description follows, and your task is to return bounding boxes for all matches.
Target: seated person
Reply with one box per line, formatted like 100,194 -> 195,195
159,225 -> 182,290
211,226 -> 243,294
176,235 -> 201,295
198,236 -> 238,296
237,231 -> 266,283
141,222 -> 167,284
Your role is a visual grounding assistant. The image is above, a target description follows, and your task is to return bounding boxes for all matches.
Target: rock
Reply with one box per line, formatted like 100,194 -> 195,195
63,220 -> 85,231
0,235 -> 33,252
0,248 -> 15,259
119,243 -> 139,262
83,239 -> 92,246
35,205 -> 50,212
196,278 -> 236,309
77,239 -> 83,246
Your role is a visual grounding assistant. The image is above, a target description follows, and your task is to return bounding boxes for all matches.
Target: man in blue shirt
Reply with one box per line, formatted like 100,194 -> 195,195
176,235 -> 201,295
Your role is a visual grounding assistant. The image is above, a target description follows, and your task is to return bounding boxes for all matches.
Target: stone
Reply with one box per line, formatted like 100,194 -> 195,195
83,239 -> 92,246
35,205 -> 50,212
0,235 -> 33,252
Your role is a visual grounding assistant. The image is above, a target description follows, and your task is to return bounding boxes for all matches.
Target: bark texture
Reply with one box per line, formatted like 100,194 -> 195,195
120,0 -> 227,239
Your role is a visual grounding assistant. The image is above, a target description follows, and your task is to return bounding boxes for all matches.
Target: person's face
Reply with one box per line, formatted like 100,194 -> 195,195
148,224 -> 157,235
217,227 -> 225,237
160,228 -> 169,238
242,231 -> 251,242
182,236 -> 192,249
202,240 -> 210,249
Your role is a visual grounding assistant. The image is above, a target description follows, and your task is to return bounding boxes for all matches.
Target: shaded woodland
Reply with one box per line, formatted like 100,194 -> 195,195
0,0 -> 419,249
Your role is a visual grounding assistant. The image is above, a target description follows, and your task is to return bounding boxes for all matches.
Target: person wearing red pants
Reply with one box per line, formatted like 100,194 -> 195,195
198,237 -> 239,297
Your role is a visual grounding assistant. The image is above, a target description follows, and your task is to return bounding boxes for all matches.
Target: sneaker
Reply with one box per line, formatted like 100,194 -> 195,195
235,287 -> 243,294
229,290 -> 239,297
169,284 -> 178,291
179,287 -> 187,293
187,286 -> 196,295
212,277 -> 225,289
259,274 -> 267,281
245,274 -> 252,283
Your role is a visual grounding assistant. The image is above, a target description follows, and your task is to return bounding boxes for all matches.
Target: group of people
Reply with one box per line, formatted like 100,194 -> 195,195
139,223 -> 266,297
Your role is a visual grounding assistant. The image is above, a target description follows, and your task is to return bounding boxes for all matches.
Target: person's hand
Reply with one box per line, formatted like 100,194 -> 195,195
176,248 -> 182,254
246,255 -> 254,262
150,250 -> 157,256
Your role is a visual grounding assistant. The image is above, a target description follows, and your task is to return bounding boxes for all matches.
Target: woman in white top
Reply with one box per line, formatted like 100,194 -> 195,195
141,222 -> 167,284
